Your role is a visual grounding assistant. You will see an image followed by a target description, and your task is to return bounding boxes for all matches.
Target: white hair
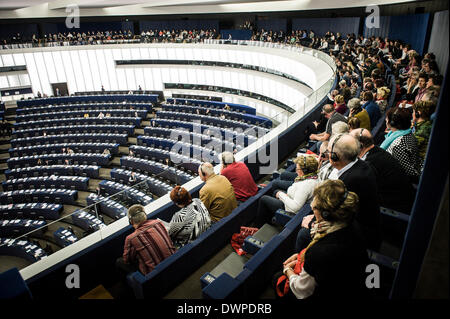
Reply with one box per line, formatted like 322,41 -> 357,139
200,163 -> 215,176
332,121 -> 349,136
220,151 -> 235,165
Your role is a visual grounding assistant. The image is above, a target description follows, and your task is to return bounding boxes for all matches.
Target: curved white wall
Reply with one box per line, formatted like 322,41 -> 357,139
0,44 -> 332,116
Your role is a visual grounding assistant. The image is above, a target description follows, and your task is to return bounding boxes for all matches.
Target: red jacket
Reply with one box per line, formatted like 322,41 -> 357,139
221,162 -> 258,201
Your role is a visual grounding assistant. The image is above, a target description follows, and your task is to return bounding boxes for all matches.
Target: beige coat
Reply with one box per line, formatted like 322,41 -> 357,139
199,173 -> 237,222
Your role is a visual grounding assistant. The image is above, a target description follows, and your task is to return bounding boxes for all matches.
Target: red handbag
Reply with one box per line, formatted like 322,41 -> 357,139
230,226 -> 259,255
275,249 -> 306,297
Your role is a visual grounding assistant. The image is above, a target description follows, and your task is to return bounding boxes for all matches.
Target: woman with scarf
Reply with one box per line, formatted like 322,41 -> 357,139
273,179 -> 370,299
253,155 -> 319,228
381,107 -> 422,183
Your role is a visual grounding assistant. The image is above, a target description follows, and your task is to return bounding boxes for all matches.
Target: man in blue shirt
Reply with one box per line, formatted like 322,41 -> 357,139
361,90 -> 381,128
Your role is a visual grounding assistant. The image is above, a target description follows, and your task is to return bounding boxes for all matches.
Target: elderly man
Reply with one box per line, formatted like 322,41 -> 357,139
220,151 -> 258,203
295,133 -> 381,252
351,128 -> 416,213
117,204 -> 176,276
309,104 -> 347,143
199,162 -> 237,222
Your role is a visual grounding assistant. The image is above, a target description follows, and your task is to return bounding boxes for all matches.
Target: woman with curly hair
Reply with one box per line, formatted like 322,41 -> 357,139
273,179 -> 369,299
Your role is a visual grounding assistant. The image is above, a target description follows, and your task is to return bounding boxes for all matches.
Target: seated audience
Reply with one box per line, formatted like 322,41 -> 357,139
348,98 -> 371,131
376,87 -> 391,113
331,121 -> 349,136
167,186 -> 211,248
254,155 -> 319,228
274,179 -> 369,299
117,204 -> 176,275
296,134 -> 381,252
347,117 -> 361,132
361,91 -> 381,129
338,80 -> 352,102
198,162 -> 237,222
309,104 -> 347,143
407,73 -> 428,103
333,95 -> 348,115
220,151 -> 258,203
381,107 -> 422,183
317,142 -> 334,182
351,128 -> 416,213
412,100 -> 435,160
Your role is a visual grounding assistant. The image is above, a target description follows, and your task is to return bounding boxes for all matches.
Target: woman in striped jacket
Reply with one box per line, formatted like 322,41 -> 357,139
168,186 -> 211,248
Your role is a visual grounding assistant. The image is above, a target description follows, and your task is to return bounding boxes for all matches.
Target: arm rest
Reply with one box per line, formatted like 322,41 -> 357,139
380,207 -> 410,223
272,208 -> 295,226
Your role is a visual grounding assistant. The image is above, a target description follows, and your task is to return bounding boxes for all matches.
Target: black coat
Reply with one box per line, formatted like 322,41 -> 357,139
364,146 -> 416,213
304,226 -> 371,299
339,159 -> 381,250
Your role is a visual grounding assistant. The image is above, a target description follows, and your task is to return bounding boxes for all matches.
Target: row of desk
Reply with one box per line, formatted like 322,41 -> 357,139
9,142 -> 119,157
71,210 -> 106,232
5,165 -> 100,180
86,193 -> 128,221
16,109 -> 147,123
16,102 -> 151,115
0,219 -> 47,237
99,180 -> 153,206
53,227 -> 78,248
13,117 -> 141,130
0,189 -> 78,205
129,145 -> 201,173
151,118 -> 258,146
0,203 -> 63,220
137,136 -> 220,163
0,238 -> 47,263
13,124 -> 135,138
166,98 -> 256,115
156,111 -> 259,132
17,94 -> 158,108
161,104 -> 271,128
110,168 -> 173,198
119,156 -> 193,185
7,153 -> 111,169
2,176 -> 90,192
11,134 -> 127,148
143,127 -> 239,152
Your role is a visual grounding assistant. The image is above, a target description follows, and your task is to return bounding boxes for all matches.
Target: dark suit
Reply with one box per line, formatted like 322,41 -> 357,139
364,146 -> 416,214
339,159 -> 381,250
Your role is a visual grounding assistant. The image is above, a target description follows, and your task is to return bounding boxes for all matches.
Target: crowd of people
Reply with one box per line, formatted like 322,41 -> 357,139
112,29 -> 443,299
0,28 -> 220,48
2,25 -> 441,298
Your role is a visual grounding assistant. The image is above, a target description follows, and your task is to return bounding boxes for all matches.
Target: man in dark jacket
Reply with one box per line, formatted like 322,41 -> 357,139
351,128 -> 416,214
295,133 -> 381,252
327,133 -> 382,250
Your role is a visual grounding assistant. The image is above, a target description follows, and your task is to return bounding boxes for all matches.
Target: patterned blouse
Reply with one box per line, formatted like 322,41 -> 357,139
386,132 -> 423,181
168,198 -> 211,248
